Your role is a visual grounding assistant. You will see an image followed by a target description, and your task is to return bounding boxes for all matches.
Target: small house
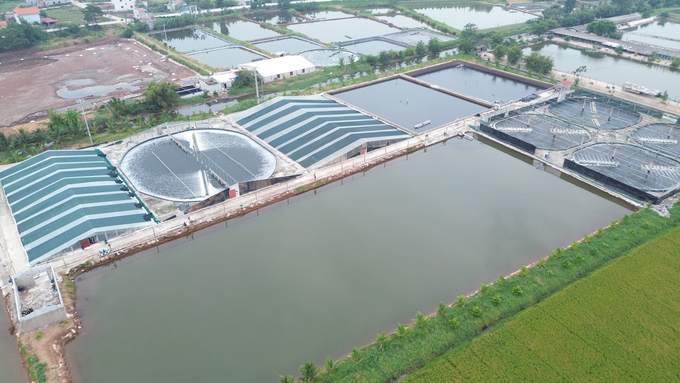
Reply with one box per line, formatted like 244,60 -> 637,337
13,6 -> 41,25
239,55 -> 316,83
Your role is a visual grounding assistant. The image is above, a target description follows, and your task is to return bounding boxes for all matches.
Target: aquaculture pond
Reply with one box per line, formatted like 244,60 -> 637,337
66,137 -> 629,383
525,43 -> 680,99
622,21 -> 680,51
377,14 -> 434,30
343,40 -> 405,56
150,28 -> 229,53
249,11 -> 304,25
287,18 -> 399,44
187,47 -> 267,69
202,19 -> 281,41
253,37 -> 322,54
413,3 -> 537,30
415,66 -> 543,103
334,78 -> 486,132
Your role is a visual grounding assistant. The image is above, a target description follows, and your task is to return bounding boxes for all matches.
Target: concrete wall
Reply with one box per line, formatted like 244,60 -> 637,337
19,306 -> 68,333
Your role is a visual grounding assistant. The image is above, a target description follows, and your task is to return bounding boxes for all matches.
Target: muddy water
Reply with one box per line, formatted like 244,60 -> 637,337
66,138 -> 628,383
0,307 -> 27,383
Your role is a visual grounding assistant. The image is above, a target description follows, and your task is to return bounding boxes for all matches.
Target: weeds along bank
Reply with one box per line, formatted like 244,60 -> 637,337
291,203 -> 680,383
405,218 -> 680,382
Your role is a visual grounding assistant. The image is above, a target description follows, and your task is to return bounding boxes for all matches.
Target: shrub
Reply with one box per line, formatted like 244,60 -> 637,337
512,286 -> 523,295
537,259 -> 546,268
572,241 -> 579,250
492,295 -> 502,305
325,357 -> 338,373
548,270 -> 554,277
672,58 -> 680,68
590,247 -> 598,255
437,302 -> 447,317
351,347 -> 361,362
575,254 -> 584,262
472,306 -> 482,317
520,265 -> 528,277
584,235 -> 591,244
449,317 -> 460,328
457,295 -> 467,307
377,332 -> 388,350
498,275 -> 507,286
414,312 -> 428,328
480,283 -> 489,295
396,323 -> 408,338
562,259 -> 572,268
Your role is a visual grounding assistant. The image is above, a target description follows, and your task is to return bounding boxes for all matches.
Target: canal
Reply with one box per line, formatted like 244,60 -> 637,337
65,137 -> 629,383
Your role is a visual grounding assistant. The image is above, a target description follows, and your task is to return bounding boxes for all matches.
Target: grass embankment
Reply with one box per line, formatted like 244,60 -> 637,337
310,204 -> 680,382
405,217 -> 680,382
45,5 -> 86,25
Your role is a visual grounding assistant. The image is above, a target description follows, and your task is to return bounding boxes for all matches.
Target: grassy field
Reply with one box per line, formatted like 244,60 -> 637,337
0,0 -> 22,13
404,221 -> 680,382
45,5 -> 86,25
307,203 -> 680,382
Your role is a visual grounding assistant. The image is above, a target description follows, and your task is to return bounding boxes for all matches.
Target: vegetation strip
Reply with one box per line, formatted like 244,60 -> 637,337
290,203 -> 680,382
405,219 -> 680,382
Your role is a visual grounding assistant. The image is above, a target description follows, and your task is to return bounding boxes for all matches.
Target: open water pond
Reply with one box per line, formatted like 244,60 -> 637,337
334,78 -> 486,131
303,10 -> 353,20
344,40 -> 405,56
66,137 -> 629,383
202,19 -> 280,41
622,21 -> 680,51
249,11 -> 304,25
525,43 -> 680,98
377,14 -> 434,30
413,4 -> 537,30
287,18 -> 399,43
253,37 -> 322,54
186,47 -> 267,69
0,309 -> 27,383
150,28 -> 229,53
415,66 -> 543,103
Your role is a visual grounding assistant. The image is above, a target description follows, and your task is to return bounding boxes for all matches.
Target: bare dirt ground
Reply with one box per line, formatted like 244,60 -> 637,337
0,38 -> 196,129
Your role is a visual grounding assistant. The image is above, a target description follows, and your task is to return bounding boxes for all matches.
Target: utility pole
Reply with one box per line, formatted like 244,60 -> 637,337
253,67 -> 260,104
163,24 -> 168,42
77,99 -> 93,144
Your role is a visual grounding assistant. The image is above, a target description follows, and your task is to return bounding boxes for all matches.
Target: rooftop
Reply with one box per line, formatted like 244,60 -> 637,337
240,55 -> 316,78
14,6 -> 39,15
0,150 -> 154,264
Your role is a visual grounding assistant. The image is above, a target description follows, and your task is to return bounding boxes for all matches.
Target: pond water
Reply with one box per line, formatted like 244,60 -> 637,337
622,21 -> 680,51
377,14 -> 434,30
344,40 -> 405,56
57,78 -> 143,99
249,11 -> 304,25
525,42 -> 680,99
415,66 -> 543,103
299,49 -> 358,67
66,137 -> 629,383
287,18 -> 399,44
186,47 -> 267,69
150,28 -> 229,53
177,101 -> 233,116
0,309 -> 27,383
413,4 -> 537,30
304,10 -> 353,20
202,19 -> 280,41
334,78 -> 486,131
253,37 -> 322,54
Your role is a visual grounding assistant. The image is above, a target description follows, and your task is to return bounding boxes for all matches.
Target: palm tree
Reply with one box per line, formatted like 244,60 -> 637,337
396,323 -> 408,338
376,331 -> 388,350
325,357 -> 338,374
278,375 -> 294,383
298,361 -> 318,382
32,128 -> 48,147
15,128 -> 32,151
64,109 -> 81,129
0,132 -> 9,153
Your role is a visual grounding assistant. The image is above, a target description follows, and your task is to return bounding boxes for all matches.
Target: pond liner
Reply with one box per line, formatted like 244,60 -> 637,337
479,122 -> 537,154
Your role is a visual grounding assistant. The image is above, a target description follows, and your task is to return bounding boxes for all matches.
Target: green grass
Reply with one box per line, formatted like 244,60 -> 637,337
309,204 -> 680,382
45,5 -> 86,25
0,0 -> 22,13
405,220 -> 680,383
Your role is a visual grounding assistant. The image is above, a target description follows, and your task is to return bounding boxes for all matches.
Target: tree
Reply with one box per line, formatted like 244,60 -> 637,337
215,0 -> 224,7
278,0 -> 291,10
492,44 -> 507,61
437,302 -> 447,316
121,28 -> 134,38
525,52 -> 554,74
507,46 -> 523,65
338,56 -> 344,69
396,323 -> 408,338
414,311 -> 428,327
460,23 -> 478,40
378,50 -> 390,64
0,23 -> 49,52
278,375 -> 294,383
586,20 -> 617,37
351,347 -> 361,362
671,58 -> 680,68
615,45 -> 624,55
325,357 -> 338,374
0,133 -> 9,153
427,38 -> 441,53
480,283 -> 490,295
298,361 -> 318,382
83,4 -> 104,25
415,40 -> 427,55
376,332 -> 388,350
457,295 -> 467,307
143,82 -> 180,111
564,0 -> 576,14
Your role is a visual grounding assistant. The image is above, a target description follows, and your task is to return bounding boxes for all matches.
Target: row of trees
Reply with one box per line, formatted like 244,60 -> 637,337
363,39 -> 444,66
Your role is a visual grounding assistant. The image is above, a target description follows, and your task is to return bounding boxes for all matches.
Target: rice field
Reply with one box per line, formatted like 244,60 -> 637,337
404,215 -> 680,383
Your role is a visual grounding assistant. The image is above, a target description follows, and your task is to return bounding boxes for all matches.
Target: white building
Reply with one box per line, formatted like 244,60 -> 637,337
133,7 -> 151,20
111,0 -> 134,11
239,55 -> 316,83
13,6 -> 41,24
